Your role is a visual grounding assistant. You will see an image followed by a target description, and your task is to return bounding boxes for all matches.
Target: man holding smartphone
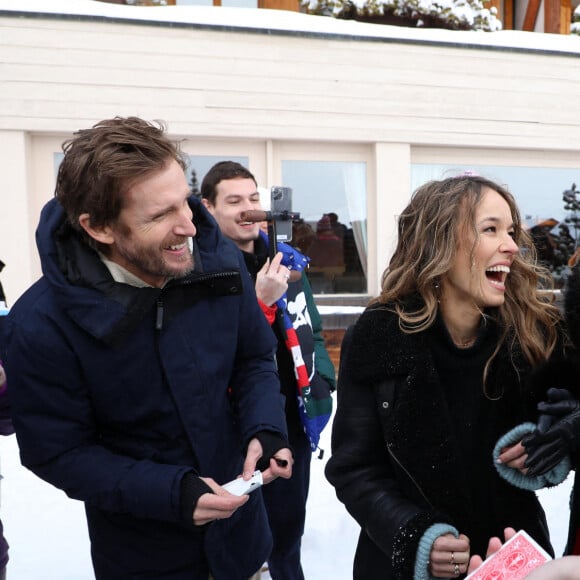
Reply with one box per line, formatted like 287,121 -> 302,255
201,161 -> 336,580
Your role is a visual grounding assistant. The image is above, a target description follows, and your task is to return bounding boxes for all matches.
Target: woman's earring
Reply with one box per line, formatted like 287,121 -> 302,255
434,279 -> 441,303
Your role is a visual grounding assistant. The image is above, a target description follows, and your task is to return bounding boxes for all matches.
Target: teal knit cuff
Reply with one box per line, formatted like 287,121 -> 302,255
493,422 -> 571,490
414,523 -> 459,580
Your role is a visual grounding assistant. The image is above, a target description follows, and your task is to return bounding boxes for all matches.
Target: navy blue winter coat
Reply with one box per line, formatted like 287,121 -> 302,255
2,197 -> 287,579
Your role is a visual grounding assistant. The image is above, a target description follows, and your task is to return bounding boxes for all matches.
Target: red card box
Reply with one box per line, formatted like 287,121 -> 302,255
465,530 -> 552,580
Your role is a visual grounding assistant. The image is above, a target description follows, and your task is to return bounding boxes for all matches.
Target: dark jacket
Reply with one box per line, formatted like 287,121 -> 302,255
0,364 -> 13,572
325,304 -> 555,580
1,197 -> 287,579
562,263 -> 580,554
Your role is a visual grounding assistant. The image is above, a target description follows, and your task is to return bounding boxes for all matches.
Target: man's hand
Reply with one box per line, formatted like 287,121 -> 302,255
243,437 -> 292,484
193,478 -> 249,526
255,252 -> 290,307
429,533 -> 470,578
467,526 -> 580,580
525,556 -> 580,580
467,527 -> 516,574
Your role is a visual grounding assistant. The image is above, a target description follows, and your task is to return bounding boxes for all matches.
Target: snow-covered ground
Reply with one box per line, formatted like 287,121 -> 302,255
0,413 -> 573,579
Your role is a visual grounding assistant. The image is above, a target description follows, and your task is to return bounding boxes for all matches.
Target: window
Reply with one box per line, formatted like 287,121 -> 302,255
281,160 -> 367,294
185,155 -> 249,194
54,152 -> 64,174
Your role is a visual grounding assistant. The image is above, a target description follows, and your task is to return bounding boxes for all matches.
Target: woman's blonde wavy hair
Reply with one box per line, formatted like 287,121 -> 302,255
372,175 -> 561,375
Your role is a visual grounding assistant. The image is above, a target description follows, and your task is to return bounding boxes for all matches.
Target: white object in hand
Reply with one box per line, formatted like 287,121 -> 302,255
222,470 -> 263,496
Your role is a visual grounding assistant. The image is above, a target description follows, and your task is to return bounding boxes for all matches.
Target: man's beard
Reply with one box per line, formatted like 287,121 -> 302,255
117,238 -> 195,282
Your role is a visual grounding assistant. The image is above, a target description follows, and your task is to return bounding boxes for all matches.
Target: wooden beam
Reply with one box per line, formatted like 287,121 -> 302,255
562,0 -> 571,33
522,0 -> 542,30
503,0 -> 515,29
258,0 -> 300,10
545,0 -> 571,32
545,0 -> 560,31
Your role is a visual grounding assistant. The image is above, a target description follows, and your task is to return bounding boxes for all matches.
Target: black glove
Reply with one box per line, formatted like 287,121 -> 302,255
535,388 -> 576,434
523,388 -> 580,477
253,431 -> 293,472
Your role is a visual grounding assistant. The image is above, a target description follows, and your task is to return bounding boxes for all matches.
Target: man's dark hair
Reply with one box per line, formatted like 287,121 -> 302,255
200,161 -> 257,206
55,116 -> 186,251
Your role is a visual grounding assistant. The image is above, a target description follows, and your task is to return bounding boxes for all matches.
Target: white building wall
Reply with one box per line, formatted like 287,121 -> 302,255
0,131 -> 35,302
2,14 -> 579,146
1,5 -> 580,299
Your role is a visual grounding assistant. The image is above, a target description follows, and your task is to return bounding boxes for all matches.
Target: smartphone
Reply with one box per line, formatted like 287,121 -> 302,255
271,186 -> 293,243
222,470 -> 263,496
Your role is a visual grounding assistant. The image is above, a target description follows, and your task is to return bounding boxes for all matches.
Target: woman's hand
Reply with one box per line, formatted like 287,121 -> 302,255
496,441 -> 528,473
429,533 -> 470,578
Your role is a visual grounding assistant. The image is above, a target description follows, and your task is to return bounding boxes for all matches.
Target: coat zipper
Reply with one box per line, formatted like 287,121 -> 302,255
156,299 -> 164,331
155,270 -> 240,331
180,270 -> 240,285
387,443 -> 434,509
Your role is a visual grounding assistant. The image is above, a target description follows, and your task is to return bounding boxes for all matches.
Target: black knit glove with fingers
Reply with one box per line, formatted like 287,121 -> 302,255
523,388 -> 580,477
253,431 -> 293,472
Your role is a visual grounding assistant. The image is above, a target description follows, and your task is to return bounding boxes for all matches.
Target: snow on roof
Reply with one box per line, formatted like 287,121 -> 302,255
1,0 -> 580,55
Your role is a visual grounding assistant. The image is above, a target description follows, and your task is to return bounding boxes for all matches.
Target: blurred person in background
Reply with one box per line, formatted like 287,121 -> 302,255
0,261 -> 13,580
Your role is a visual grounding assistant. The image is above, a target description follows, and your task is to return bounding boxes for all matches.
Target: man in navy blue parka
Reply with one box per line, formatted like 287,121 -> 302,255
1,117 -> 292,580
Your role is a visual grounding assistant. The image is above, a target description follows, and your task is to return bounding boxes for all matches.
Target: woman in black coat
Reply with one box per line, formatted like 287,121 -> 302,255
326,175 -> 569,580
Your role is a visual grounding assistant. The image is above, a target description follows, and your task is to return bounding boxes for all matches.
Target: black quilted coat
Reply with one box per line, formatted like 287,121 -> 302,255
562,264 -> 580,555
325,303 -> 556,579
